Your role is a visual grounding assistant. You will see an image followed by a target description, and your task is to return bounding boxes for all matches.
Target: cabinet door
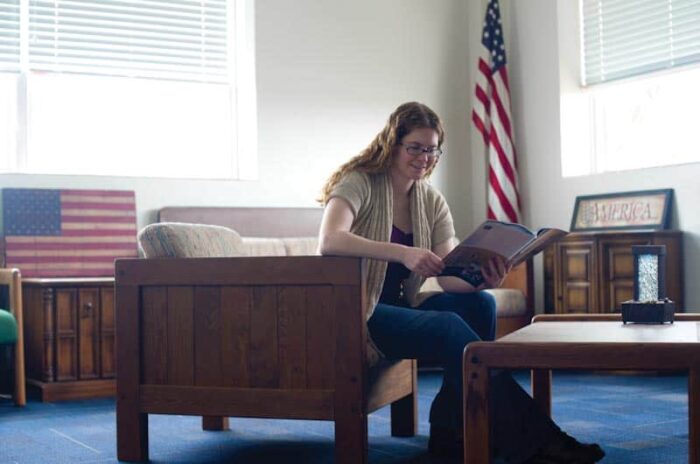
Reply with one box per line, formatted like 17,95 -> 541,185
55,289 -> 78,381
100,287 -> 115,378
557,241 -> 597,313
599,237 -> 650,312
78,288 -> 100,380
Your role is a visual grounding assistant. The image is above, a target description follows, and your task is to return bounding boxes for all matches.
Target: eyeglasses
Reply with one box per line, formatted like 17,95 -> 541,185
398,143 -> 443,159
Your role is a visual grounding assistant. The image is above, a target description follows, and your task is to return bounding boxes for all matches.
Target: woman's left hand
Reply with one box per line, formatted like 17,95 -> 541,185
479,256 -> 510,289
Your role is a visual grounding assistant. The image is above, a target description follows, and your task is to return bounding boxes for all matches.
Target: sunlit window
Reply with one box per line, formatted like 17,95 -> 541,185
0,0 -> 256,180
589,67 -> 700,174
561,0 -> 700,177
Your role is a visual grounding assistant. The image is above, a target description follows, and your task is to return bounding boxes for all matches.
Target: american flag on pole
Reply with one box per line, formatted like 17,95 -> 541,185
472,0 -> 521,223
1,189 -> 138,277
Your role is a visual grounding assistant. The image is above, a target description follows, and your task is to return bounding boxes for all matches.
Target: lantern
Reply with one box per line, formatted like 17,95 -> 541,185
621,245 -> 675,324
633,245 -> 667,302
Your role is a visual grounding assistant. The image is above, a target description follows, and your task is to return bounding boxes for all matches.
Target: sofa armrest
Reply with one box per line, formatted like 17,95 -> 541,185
501,259 -> 534,313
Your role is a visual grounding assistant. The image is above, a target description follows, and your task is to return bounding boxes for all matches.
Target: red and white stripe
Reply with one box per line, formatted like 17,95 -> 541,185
472,44 -> 521,223
5,190 -> 137,277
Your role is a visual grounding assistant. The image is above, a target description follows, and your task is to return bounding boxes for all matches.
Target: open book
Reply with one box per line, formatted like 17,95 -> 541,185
440,220 -> 567,287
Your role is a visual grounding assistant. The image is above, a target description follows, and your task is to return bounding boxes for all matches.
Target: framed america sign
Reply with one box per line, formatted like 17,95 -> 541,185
570,189 -> 673,232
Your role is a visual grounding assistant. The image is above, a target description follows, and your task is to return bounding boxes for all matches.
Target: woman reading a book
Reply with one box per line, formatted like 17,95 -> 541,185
318,101 -> 604,463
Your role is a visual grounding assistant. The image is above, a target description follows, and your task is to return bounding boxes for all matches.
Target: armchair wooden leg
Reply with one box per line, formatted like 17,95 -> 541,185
334,413 -> 368,464
202,415 -> 230,431
390,392 -> 417,437
117,408 -> 148,462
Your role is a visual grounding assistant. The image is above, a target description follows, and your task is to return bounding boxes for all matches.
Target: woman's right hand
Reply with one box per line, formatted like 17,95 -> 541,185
401,247 -> 445,278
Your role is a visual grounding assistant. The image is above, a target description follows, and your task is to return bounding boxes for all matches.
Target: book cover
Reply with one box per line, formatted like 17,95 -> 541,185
441,220 -> 567,287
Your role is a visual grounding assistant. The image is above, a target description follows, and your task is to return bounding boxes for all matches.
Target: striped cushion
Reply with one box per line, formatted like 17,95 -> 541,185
138,222 -> 245,258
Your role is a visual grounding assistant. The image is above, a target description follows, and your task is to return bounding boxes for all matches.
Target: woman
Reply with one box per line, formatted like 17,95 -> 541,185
318,102 -> 604,463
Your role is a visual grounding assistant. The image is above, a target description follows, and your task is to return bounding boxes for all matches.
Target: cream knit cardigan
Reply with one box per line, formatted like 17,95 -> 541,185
329,170 -> 455,364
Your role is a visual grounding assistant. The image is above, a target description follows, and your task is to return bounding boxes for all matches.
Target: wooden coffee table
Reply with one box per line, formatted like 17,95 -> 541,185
463,313 -> 700,464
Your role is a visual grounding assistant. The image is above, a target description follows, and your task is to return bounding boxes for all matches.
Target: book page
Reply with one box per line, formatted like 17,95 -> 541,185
509,228 -> 567,266
455,221 -> 535,259
441,221 -> 567,286
443,246 -> 506,268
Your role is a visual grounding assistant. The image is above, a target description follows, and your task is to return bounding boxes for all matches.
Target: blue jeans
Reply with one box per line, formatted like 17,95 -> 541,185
367,291 -> 497,430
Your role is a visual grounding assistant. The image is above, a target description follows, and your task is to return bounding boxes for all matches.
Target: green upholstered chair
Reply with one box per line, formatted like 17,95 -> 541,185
0,268 -> 25,406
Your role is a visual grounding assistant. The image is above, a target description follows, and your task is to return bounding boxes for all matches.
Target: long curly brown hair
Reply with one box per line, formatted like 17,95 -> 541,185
318,101 -> 445,204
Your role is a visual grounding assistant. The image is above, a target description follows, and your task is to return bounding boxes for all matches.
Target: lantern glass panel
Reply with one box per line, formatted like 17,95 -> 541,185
637,254 -> 659,302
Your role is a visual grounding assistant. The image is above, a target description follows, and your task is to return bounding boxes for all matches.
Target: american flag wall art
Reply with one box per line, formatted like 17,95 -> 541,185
1,188 -> 138,277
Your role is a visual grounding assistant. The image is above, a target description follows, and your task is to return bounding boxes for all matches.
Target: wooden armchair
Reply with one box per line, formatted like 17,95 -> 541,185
115,255 -> 417,464
0,268 -> 26,406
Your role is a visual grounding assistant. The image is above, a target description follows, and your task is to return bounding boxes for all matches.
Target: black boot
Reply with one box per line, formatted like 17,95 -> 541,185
525,431 -> 605,464
490,371 -> 604,464
428,424 -> 463,459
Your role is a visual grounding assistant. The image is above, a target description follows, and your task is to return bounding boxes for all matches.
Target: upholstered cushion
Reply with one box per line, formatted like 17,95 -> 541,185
282,237 -> 319,256
240,237 -> 287,256
484,288 -> 528,317
239,237 -> 319,256
0,309 -> 18,344
418,278 -> 528,318
138,222 -> 245,258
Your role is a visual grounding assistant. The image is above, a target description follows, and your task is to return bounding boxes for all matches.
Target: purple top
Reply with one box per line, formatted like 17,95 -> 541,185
378,225 -> 413,306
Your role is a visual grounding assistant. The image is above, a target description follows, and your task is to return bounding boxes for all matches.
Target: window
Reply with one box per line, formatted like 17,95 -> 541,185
581,0 -> 700,86
588,66 -> 700,173
560,0 -> 700,177
0,0 -> 256,179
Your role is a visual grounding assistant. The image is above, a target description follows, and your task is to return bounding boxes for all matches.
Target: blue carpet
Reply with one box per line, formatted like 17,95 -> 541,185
0,370 -> 688,463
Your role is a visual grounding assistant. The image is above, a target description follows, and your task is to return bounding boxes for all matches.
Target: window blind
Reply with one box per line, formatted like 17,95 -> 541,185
0,0 -> 20,72
28,0 -> 229,83
581,0 -> 700,85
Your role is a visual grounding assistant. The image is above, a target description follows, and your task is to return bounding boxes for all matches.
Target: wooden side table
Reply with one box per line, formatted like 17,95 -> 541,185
463,313 -> 700,464
22,277 -> 115,401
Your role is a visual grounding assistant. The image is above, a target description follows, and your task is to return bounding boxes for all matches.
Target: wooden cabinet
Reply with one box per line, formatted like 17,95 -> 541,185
22,278 -> 115,401
544,231 -> 683,314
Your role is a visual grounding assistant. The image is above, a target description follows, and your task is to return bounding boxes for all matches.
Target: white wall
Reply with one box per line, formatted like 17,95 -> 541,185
505,0 -> 700,310
0,0 -> 474,236
9,0 -> 692,311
